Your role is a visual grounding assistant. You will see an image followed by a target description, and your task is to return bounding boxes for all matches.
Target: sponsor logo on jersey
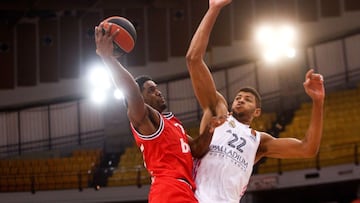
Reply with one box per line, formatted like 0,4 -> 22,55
209,144 -> 249,171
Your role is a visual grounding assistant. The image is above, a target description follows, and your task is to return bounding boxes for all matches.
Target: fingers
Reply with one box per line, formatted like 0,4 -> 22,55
210,114 -> 228,127
98,22 -> 119,40
111,28 -> 120,38
95,23 -> 106,41
304,69 -> 324,84
95,22 -> 112,36
311,73 -> 323,81
105,23 -> 112,35
305,69 -> 314,81
94,25 -> 102,38
101,22 -> 111,36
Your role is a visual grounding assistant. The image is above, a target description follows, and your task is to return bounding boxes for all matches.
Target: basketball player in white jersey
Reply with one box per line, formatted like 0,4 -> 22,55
186,0 -> 325,202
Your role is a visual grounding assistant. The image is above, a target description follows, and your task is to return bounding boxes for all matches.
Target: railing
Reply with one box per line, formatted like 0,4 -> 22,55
0,164 -> 149,193
0,148 -> 102,193
0,129 -> 105,158
0,170 -> 93,193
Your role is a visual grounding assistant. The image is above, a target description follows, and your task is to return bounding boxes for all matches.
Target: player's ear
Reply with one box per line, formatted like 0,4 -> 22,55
254,108 -> 261,118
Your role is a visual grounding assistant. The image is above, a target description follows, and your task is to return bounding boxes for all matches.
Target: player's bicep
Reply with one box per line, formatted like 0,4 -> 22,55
127,97 -> 147,123
259,133 -> 305,159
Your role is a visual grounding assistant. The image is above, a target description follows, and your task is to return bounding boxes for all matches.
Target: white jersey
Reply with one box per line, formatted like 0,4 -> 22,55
194,115 -> 261,203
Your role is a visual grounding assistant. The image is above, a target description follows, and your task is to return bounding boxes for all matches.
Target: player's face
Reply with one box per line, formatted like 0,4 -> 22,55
231,91 -> 260,123
142,80 -> 167,112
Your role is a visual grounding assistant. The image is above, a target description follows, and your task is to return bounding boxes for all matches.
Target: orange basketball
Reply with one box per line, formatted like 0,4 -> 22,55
101,16 -> 137,55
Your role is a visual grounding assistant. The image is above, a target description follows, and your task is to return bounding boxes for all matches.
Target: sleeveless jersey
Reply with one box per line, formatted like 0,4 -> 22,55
194,115 -> 261,203
130,112 -> 196,190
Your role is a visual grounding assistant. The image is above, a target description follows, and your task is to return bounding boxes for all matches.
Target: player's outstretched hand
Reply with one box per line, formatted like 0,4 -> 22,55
95,22 -> 119,58
303,69 -> 325,102
209,0 -> 232,9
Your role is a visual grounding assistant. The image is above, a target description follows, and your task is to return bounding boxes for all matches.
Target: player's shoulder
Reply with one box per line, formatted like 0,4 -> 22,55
259,132 -> 275,143
256,132 -> 275,157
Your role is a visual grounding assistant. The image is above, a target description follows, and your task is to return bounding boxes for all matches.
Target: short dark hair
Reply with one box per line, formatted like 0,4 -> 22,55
135,75 -> 153,92
123,75 -> 152,108
237,87 -> 262,108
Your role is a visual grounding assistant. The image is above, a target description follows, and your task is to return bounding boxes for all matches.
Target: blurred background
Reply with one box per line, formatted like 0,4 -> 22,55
0,0 -> 360,202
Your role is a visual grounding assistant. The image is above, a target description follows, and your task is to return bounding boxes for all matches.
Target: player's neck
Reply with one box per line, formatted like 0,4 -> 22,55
231,113 -> 251,126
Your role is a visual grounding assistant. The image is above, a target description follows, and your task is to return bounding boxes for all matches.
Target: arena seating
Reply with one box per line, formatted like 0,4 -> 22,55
107,146 -> 150,187
257,86 -> 360,174
0,148 -> 102,192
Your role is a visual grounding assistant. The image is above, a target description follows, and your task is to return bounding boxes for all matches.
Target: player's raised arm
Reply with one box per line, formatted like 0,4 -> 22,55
186,0 -> 231,111
186,0 -> 231,134
94,22 -> 153,129
256,69 -> 325,161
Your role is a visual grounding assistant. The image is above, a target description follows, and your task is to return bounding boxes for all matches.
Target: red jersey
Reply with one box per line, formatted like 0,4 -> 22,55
130,112 -> 197,202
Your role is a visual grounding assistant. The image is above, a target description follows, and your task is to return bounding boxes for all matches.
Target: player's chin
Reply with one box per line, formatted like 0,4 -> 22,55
160,103 -> 167,111
232,108 -> 245,116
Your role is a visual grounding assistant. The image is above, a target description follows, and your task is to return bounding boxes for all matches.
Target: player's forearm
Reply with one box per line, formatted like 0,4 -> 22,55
190,125 -> 214,158
101,55 -> 140,98
302,100 -> 324,157
186,7 -> 221,63
186,6 -> 223,109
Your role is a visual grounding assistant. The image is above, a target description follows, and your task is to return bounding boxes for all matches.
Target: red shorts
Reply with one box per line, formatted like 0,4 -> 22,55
148,177 -> 198,203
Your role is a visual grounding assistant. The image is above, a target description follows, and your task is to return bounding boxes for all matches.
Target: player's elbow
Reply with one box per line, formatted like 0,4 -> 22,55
301,146 -> 319,158
185,48 -> 195,61
186,51 -> 202,68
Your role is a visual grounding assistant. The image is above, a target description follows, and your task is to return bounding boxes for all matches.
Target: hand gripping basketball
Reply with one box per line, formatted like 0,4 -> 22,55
101,16 -> 137,55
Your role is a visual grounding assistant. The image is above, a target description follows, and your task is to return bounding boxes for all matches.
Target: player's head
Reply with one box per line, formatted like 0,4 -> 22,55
135,75 -> 167,112
230,87 -> 262,124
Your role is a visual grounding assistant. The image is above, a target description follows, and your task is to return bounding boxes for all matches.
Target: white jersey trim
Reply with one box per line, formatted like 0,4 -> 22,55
162,112 -> 174,119
130,112 -> 164,140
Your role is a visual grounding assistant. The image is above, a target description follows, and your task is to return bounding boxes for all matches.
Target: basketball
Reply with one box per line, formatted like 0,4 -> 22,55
101,16 -> 137,55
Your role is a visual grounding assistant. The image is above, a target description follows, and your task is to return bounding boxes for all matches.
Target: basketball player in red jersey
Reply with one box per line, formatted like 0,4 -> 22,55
95,22 -> 225,202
